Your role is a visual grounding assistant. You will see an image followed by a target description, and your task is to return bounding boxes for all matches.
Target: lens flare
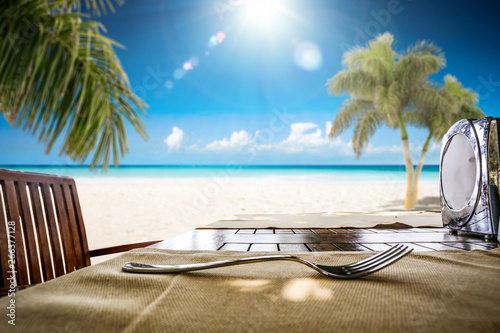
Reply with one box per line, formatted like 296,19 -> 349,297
294,42 -> 322,71
208,31 -> 225,49
166,30 -> 227,89
208,35 -> 218,48
189,56 -> 200,67
173,69 -> 186,79
216,31 -> 226,43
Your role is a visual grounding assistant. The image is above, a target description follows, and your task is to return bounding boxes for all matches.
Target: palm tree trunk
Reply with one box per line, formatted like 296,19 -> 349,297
414,132 -> 433,204
398,113 -> 415,209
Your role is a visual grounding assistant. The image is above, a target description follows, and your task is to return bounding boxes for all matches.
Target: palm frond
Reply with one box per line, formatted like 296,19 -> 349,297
408,75 -> 485,141
453,104 -> 485,121
396,41 -> 446,90
343,32 -> 395,68
341,33 -> 395,88
329,99 -> 374,137
407,83 -> 453,140
403,109 -> 428,127
364,56 -> 393,87
408,40 -> 445,59
442,74 -> 478,105
369,33 -> 396,66
411,83 -> 451,111
61,0 -> 122,16
0,0 -> 147,169
352,108 -> 382,158
326,69 -> 378,99
375,82 -> 403,127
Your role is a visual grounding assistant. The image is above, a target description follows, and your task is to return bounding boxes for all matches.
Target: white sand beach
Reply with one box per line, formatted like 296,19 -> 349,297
76,177 -> 441,251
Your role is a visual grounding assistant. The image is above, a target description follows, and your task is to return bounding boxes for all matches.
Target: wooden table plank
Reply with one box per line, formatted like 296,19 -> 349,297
216,231 -> 485,244
388,229 -> 416,233
361,243 -> 392,251
440,242 -> 496,251
219,243 -> 250,251
418,228 -> 448,233
151,227 -> 498,252
274,229 -> 294,234
334,243 -> 371,251
292,229 -> 314,234
279,244 -> 309,252
255,229 -> 275,234
364,228 -> 396,234
249,244 -> 279,251
311,229 -> 335,234
401,243 -> 437,251
236,229 -> 255,234
413,242 -> 461,251
341,229 -> 374,234
150,229 -> 227,251
331,229 -> 356,234
479,242 -> 500,249
307,243 -> 341,251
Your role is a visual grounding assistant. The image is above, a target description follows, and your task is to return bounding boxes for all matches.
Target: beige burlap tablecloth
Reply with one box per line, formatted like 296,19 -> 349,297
1,248 -> 499,332
200,211 -> 443,229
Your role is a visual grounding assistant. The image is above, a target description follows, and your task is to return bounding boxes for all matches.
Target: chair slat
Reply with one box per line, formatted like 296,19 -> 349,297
52,184 -> 78,273
28,182 -> 54,282
68,182 -> 91,267
3,180 -> 30,286
40,183 -> 66,277
62,183 -> 87,269
0,181 -> 10,288
17,181 -> 43,284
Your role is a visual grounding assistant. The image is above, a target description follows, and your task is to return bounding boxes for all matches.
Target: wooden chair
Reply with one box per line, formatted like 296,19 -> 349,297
0,169 -> 159,295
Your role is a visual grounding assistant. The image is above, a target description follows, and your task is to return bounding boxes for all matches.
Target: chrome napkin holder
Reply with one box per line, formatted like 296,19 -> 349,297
439,117 -> 500,241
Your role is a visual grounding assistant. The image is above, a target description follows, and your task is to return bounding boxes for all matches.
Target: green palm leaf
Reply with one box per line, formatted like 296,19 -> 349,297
375,82 -> 402,127
326,69 -> 379,99
329,99 -> 374,137
0,0 -> 147,169
352,108 -> 382,158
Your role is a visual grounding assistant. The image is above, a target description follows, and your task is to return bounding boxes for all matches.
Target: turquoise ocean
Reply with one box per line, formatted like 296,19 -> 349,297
0,165 -> 440,183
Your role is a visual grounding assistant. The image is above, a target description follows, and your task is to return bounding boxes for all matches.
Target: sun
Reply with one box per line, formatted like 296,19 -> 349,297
244,0 -> 287,26
233,0 -> 303,45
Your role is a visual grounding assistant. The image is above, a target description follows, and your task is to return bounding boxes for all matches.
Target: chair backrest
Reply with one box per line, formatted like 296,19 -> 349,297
0,169 -> 90,289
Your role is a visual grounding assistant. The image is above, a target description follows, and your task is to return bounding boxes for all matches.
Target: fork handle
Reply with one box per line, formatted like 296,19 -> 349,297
122,255 -> 302,274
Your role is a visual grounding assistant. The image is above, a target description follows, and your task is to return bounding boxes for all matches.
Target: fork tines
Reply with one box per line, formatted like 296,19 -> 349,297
342,244 -> 412,278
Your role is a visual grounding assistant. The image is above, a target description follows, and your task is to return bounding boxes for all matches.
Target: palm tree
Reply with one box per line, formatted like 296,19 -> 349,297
326,32 -> 447,209
406,75 -> 485,201
0,0 -> 147,169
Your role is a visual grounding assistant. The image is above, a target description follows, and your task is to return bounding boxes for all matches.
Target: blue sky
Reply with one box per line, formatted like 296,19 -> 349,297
1,0 -> 500,166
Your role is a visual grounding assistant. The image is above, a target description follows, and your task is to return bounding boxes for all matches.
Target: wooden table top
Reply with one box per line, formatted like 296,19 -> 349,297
151,222 -> 500,252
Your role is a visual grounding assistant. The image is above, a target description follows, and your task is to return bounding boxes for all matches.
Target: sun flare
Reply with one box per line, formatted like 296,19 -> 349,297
244,0 -> 287,26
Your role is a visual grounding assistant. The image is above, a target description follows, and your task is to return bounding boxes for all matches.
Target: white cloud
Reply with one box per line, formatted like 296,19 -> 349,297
186,121 -> 419,159
325,121 -> 332,136
164,126 -> 185,151
278,122 -> 327,153
273,122 -> 353,154
365,143 -> 401,155
204,130 -> 254,151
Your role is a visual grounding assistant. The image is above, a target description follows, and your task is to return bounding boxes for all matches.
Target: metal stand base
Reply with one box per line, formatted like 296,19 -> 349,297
484,234 -> 495,241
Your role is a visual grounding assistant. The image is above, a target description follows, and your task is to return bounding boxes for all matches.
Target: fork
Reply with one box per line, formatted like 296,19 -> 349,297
122,244 -> 412,279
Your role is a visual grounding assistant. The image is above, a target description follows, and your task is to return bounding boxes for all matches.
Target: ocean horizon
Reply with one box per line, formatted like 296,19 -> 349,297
0,164 -> 440,182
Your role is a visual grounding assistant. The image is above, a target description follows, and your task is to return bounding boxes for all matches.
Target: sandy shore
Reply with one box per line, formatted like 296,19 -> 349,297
75,177 -> 441,251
